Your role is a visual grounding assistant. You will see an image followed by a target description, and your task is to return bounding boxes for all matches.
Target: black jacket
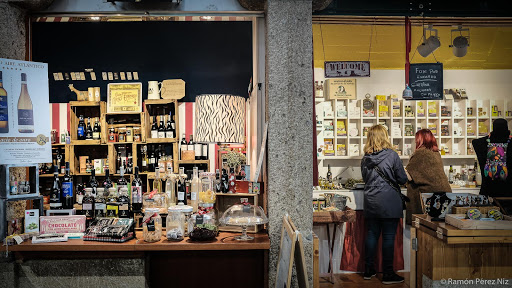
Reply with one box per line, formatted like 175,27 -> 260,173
361,149 -> 408,219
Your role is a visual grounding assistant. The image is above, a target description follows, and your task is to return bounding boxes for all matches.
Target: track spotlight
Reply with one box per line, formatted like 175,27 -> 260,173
450,26 -> 470,57
418,25 -> 440,58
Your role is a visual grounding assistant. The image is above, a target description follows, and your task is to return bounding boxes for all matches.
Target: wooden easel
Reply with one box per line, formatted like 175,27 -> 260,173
275,214 -> 309,288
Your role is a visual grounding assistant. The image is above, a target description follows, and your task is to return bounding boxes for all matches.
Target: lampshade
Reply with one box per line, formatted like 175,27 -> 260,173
195,94 -> 245,144
417,35 -> 441,57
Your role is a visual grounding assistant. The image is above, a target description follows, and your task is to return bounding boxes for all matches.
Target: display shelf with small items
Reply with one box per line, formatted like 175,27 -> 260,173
70,101 -> 106,145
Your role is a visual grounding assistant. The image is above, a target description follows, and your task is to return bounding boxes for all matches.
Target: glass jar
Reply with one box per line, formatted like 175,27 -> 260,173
166,204 -> 193,241
143,190 -> 167,213
199,172 -> 215,205
126,126 -> 133,142
188,213 -> 217,241
133,127 -> 141,142
118,128 -> 126,142
143,208 -> 162,242
108,127 -> 116,143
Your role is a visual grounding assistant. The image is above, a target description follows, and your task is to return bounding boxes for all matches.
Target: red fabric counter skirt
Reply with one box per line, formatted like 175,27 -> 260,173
340,211 -> 404,272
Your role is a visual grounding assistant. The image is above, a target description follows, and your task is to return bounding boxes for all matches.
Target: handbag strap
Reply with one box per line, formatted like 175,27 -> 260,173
373,165 -> 401,194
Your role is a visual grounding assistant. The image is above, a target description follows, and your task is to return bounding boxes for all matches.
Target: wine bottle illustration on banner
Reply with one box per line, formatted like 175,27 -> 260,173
0,71 -> 9,133
18,73 -> 34,133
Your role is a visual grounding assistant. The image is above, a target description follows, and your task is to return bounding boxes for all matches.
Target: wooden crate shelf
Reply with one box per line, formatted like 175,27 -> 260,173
71,140 -> 102,145
145,138 -> 177,143
70,101 -> 102,107
179,160 -> 210,165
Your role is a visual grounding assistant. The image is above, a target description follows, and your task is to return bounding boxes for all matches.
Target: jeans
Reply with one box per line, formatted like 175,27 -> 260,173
365,218 -> 399,274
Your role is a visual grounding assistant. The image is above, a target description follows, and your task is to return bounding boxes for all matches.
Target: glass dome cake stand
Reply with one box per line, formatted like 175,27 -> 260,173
219,203 -> 268,241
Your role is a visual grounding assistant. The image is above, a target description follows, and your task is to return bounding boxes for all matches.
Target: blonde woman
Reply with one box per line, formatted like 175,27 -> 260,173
361,125 -> 407,284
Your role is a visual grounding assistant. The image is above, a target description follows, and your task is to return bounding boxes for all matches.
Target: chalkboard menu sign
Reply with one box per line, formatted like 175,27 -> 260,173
409,63 -> 443,100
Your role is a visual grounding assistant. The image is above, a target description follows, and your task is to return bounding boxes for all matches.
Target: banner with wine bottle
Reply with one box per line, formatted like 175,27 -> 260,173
0,58 -> 51,164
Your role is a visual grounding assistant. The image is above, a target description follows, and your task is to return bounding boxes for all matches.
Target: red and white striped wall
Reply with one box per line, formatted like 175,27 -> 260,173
49,103 -> 71,137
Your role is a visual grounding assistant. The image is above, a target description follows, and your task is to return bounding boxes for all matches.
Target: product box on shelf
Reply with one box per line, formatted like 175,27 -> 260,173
94,159 -> 104,174
24,209 -> 40,233
248,182 -> 261,194
40,215 -> 86,234
79,156 -> 89,173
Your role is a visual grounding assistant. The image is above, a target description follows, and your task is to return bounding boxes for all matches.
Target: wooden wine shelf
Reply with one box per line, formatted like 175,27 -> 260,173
70,101 -> 102,107
179,160 -> 210,165
39,174 -> 64,178
144,99 -> 177,105
71,140 -> 102,145
145,138 -> 177,143
105,111 -> 142,115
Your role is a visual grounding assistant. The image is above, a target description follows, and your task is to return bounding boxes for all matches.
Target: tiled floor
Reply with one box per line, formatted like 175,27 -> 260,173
320,272 -> 410,288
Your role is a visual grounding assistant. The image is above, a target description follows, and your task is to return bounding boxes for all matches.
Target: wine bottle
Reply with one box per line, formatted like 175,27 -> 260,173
190,167 -> 200,212
327,164 -> 332,184
95,185 -> 107,218
180,133 -> 188,158
86,117 -> 93,140
50,168 -> 63,209
93,118 -> 100,140
77,115 -> 86,140
61,162 -> 73,209
194,140 -> 202,161
448,165 -> 454,184
221,169 -> 229,193
177,167 -> 187,205
151,116 -> 158,139
103,169 -> 113,190
158,115 -> 165,138
0,71 -> 8,133
149,147 -> 156,172
131,167 -> 143,212
228,167 -> 236,193
117,166 -> 128,194
215,169 -> 221,193
188,135 -> 194,151
82,186 -> 95,222
165,166 -> 176,206
202,144 -> 208,160
88,169 -> 99,197
17,73 -> 34,133
141,145 -> 148,172
165,114 -> 174,139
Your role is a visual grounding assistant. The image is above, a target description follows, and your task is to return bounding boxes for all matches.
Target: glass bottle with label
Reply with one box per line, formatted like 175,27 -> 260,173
78,115 -> 86,140
76,183 -> 85,205
117,166 -> 128,193
448,165 -> 454,184
149,147 -> 156,172
82,188 -> 95,222
221,169 -> 229,193
95,187 -> 107,218
103,169 -> 113,190
151,116 -> 158,139
0,71 -> 9,133
180,133 -> 188,158
188,135 -> 195,153
132,167 -> 143,212
106,187 -> 118,217
50,169 -> 62,209
118,187 -> 130,218
17,73 -> 34,133
141,145 -> 148,172
177,167 -> 187,205
86,117 -> 93,140
158,115 -> 165,138
190,167 -> 200,212
88,169 -> 98,197
93,118 -> 100,140
165,113 -> 174,139
194,141 -> 202,160
61,162 -> 73,209
202,144 -> 208,160
215,169 -> 221,193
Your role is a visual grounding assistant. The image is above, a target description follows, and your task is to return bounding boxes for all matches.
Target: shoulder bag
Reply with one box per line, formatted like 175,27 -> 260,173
373,165 -> 410,210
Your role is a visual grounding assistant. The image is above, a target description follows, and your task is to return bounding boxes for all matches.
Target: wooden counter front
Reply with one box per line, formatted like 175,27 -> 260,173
411,214 -> 512,288
5,232 -> 270,252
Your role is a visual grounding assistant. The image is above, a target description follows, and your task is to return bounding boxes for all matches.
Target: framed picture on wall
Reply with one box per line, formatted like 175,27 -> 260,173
107,83 -> 143,113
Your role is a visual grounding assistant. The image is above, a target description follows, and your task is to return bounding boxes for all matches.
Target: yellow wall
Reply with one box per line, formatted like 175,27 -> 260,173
313,24 -> 512,69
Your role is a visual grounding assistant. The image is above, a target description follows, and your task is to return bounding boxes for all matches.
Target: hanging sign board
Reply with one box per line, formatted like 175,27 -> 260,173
325,78 -> 357,100
324,61 -> 370,78
409,63 -> 443,100
161,79 -> 185,100
0,58 -> 51,164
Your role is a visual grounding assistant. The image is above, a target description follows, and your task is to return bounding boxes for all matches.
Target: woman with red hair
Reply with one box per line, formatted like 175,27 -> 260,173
404,129 -> 451,224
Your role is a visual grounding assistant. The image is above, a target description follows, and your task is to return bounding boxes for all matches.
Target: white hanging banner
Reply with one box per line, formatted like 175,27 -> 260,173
0,58 -> 51,164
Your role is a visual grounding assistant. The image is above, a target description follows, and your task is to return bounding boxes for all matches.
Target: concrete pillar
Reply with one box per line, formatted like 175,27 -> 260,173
0,2 -> 27,60
265,0 -> 313,287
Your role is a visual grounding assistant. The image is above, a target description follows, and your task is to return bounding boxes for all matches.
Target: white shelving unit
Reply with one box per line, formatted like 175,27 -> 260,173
316,97 -> 512,161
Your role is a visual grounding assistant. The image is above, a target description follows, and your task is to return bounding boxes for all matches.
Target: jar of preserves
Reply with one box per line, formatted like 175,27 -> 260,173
133,127 -> 141,142
199,172 -> 216,205
166,204 -> 193,241
143,208 -> 162,242
108,127 -> 116,143
118,128 -> 126,142
126,126 -> 133,142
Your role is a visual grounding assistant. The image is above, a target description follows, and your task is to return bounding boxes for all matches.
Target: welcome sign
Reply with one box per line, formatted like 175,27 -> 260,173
325,61 -> 370,78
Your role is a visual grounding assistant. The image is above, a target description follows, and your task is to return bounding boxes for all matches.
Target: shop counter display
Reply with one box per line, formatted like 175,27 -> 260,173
411,214 -> 512,288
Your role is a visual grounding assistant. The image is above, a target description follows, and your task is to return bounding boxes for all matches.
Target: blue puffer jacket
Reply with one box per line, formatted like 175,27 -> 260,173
361,149 -> 408,219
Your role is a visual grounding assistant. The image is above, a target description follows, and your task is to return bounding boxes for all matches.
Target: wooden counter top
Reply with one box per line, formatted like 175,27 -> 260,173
413,214 -> 512,244
4,232 -> 270,252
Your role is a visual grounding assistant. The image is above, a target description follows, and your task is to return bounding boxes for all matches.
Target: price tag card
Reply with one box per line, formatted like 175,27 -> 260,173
70,72 -> 76,80
53,73 -> 59,81
80,72 -> 86,80
58,73 -> 64,81
133,72 -> 139,80
126,72 -> 133,80
102,72 -> 108,81
64,73 -> 70,80
108,72 -> 114,81
120,72 -> 126,80
113,72 -> 119,80
90,72 -> 97,81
